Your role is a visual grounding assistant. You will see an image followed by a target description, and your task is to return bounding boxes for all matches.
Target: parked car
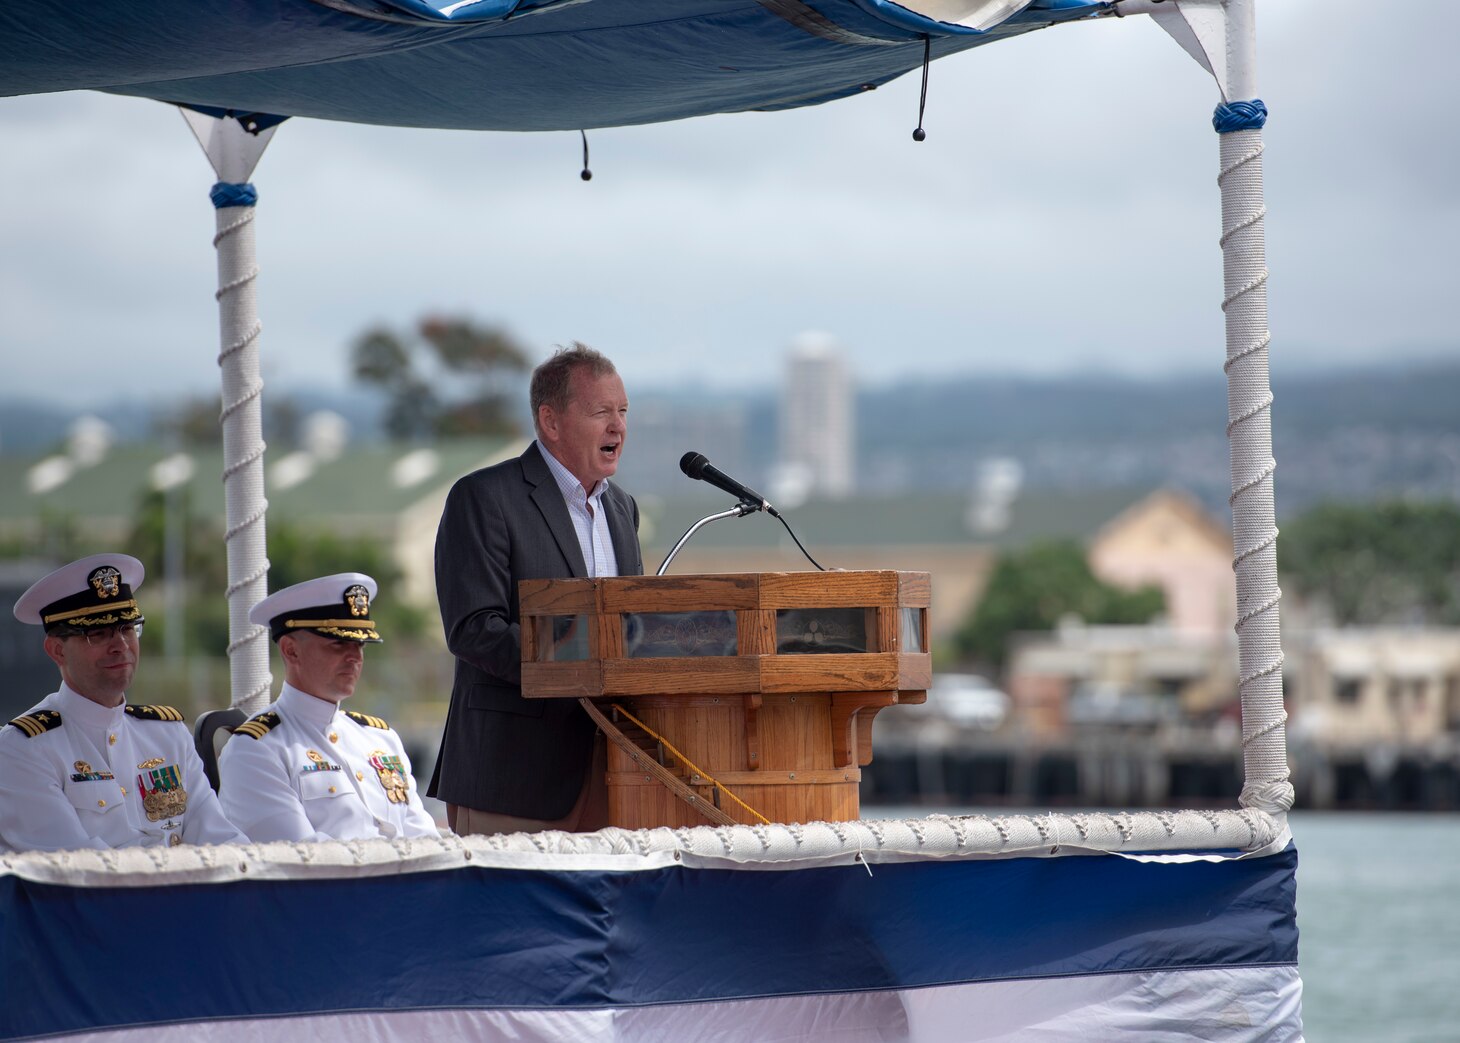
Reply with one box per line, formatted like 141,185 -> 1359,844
923,673 -> 1011,730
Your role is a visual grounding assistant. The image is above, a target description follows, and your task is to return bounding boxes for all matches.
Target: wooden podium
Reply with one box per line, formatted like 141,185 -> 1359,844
518,571 -> 930,829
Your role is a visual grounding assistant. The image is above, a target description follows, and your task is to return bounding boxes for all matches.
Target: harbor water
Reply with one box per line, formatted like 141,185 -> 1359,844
865,806 -> 1460,1041
1290,811 -> 1460,1043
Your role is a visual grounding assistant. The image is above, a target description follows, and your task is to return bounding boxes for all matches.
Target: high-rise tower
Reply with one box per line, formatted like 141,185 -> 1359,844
777,331 -> 852,502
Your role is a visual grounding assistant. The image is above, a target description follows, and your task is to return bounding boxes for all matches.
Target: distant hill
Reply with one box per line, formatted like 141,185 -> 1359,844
6,361 -> 1459,516
846,362 -> 1460,513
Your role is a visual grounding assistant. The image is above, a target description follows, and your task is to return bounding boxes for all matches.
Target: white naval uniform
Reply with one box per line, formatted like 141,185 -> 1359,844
0,683 -> 247,853
217,683 -> 439,843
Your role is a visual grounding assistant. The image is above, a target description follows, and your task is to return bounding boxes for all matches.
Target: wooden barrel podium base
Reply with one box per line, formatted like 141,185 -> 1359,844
602,694 -> 863,829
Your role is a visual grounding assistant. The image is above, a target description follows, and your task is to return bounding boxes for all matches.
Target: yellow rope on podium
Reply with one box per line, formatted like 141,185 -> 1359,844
609,702 -> 770,826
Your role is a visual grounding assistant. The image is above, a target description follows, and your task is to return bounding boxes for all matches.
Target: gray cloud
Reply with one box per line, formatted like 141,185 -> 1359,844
0,2 -> 1453,409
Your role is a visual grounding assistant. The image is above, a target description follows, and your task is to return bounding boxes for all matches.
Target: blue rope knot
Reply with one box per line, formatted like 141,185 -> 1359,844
210,182 -> 259,209
1213,99 -> 1268,134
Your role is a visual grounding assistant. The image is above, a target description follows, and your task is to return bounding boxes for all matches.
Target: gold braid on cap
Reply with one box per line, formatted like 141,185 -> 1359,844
43,600 -> 142,626
315,625 -> 380,641
282,618 -> 379,641
282,617 -> 375,630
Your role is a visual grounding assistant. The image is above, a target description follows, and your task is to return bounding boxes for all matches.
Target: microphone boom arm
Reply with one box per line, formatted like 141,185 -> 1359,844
656,502 -> 762,576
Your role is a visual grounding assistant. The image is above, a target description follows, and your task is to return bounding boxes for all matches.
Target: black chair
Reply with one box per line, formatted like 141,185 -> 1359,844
193,707 -> 248,793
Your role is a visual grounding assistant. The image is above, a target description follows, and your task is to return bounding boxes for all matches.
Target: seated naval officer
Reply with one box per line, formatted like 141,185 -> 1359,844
0,553 -> 248,852
218,573 -> 439,843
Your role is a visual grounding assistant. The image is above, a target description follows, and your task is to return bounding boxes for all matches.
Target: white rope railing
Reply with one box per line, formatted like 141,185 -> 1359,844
0,809 -> 1289,886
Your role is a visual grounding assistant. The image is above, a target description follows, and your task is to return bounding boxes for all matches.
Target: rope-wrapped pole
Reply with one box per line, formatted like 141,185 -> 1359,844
1216,1 -> 1291,814
211,181 -> 272,715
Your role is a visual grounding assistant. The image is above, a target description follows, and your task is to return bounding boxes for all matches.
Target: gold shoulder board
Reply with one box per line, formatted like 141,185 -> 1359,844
345,710 -> 390,730
124,704 -> 186,723
233,712 -> 281,740
6,711 -> 63,738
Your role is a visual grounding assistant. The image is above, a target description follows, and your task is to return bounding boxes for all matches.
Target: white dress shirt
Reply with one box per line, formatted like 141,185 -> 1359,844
0,683 -> 247,852
217,683 -> 439,843
538,439 -> 620,578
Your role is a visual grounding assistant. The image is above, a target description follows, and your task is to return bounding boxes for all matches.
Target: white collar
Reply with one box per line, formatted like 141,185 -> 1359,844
277,682 -> 345,729
537,438 -> 610,503
55,681 -> 127,728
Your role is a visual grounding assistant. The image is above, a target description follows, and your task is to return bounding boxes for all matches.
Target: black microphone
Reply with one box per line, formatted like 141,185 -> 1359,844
679,452 -> 779,516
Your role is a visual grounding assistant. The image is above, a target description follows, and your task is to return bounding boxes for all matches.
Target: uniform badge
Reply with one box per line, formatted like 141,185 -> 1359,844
344,584 -> 371,618
138,757 -> 164,770
301,749 -> 340,773
369,751 -> 409,804
137,763 -> 188,822
89,566 -> 122,599
71,760 -> 116,782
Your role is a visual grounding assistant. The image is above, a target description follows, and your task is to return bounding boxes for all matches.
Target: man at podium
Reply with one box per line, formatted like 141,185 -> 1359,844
429,344 -> 643,835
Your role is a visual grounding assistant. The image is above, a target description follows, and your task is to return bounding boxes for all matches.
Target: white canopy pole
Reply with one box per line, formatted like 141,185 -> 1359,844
1215,1 -> 1291,815
181,109 -> 280,715
1118,0 -> 1292,813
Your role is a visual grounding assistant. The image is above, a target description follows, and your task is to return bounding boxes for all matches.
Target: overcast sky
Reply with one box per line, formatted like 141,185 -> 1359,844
0,2 -> 1454,410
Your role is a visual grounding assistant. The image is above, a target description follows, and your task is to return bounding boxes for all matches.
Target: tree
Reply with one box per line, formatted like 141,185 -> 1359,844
124,489 -> 426,655
265,524 -> 426,641
152,393 -> 306,449
351,316 -> 530,439
952,541 -> 1165,673
157,396 -> 223,446
123,486 -> 230,656
0,505 -> 86,563
1280,500 -> 1460,625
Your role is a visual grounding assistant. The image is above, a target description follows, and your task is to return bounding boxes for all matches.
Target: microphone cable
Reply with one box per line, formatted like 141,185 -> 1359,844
772,511 -> 827,572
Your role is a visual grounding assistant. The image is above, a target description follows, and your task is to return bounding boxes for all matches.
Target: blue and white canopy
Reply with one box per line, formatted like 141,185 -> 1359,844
0,0 -> 1103,130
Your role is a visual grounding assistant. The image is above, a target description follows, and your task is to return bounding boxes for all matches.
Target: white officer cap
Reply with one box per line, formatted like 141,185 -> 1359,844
14,553 -> 146,632
250,573 -> 382,643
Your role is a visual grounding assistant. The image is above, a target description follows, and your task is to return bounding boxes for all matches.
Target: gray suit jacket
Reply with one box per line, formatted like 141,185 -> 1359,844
428,442 -> 643,818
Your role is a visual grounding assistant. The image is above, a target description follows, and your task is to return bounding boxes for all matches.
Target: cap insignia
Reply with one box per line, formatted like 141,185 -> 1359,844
344,584 -> 371,618
89,566 -> 122,600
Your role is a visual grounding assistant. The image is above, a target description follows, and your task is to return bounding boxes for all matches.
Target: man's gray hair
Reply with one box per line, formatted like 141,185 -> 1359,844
531,342 -> 618,433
